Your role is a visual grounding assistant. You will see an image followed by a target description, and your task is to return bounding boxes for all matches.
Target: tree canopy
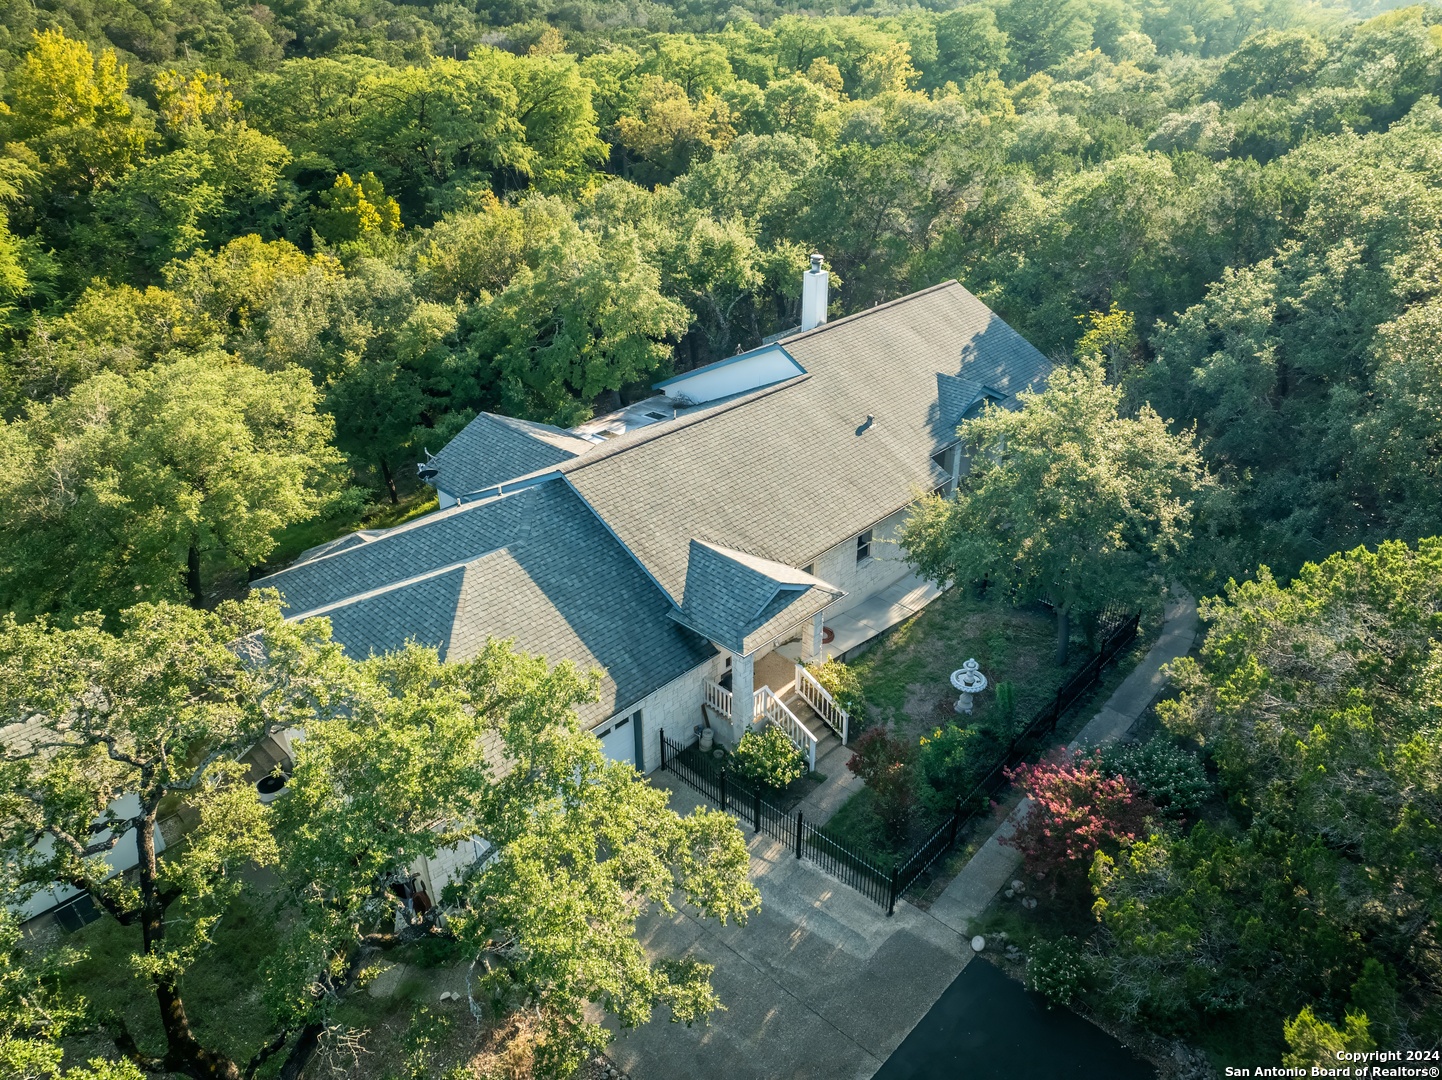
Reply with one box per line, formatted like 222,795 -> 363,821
899,356 -> 1212,661
0,598 -> 758,1079
0,355 -> 346,619
0,6 -> 1434,607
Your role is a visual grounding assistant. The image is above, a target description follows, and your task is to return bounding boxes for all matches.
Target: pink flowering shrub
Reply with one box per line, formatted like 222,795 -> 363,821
1002,749 -> 1157,894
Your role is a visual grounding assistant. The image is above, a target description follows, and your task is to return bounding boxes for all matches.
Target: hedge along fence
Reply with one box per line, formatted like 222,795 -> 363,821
661,612 -> 1140,914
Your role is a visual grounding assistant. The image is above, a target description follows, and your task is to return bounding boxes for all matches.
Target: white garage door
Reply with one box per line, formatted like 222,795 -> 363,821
595,714 -> 636,768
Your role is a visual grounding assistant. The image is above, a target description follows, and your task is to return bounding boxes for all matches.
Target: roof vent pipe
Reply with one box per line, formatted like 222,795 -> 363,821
801,253 -> 828,332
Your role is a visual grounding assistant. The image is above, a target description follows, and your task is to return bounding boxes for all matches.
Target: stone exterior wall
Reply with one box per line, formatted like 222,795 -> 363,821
806,505 -> 914,617
594,651 -> 729,774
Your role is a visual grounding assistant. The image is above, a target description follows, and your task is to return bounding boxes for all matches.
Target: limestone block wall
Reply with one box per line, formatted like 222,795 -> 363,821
593,651 -> 729,774
807,505 -> 915,617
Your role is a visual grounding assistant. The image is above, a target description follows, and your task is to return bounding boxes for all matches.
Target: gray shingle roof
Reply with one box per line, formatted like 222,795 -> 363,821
255,479 -> 713,726
561,281 -> 1050,600
671,541 -> 842,655
427,412 -> 593,500
255,279 -> 1048,721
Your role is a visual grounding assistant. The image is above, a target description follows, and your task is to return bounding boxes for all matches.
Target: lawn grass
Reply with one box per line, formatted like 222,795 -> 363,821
846,587 -> 1089,747
57,893 -> 285,1071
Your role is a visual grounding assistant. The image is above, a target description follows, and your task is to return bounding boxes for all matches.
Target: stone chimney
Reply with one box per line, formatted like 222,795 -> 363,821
801,253 -> 828,332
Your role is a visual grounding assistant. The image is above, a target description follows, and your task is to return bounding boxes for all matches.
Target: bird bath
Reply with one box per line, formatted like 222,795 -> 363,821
950,659 -> 988,715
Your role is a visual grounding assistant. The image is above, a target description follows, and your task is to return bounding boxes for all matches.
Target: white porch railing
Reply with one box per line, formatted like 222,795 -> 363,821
704,678 -> 732,719
795,664 -> 850,745
754,686 -> 817,772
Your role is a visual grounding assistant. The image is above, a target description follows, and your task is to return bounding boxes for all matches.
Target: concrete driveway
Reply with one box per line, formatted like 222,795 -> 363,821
603,778 -> 974,1080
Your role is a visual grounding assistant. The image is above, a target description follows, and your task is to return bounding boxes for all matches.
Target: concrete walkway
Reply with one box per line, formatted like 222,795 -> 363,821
824,569 -> 943,660
604,777 -> 975,1080
926,589 -> 1199,936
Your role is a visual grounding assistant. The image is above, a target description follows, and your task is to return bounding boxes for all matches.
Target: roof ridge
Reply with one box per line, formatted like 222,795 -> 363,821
286,547 -> 506,620
778,279 -> 963,348
560,373 -> 811,473
483,411 -> 591,442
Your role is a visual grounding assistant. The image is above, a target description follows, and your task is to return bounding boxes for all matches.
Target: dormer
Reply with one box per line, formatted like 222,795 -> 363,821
671,540 -> 842,656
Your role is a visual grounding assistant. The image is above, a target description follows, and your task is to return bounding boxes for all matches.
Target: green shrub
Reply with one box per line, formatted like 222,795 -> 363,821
812,659 -> 867,724
846,726 -> 915,836
994,681 -> 1016,725
1026,936 -> 1088,1007
731,724 -> 806,789
402,1005 -> 453,1080
916,721 -> 1005,810
1099,739 -> 1209,817
409,931 -> 466,969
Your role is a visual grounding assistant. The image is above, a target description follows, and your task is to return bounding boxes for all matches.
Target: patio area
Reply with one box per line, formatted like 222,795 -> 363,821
823,571 -> 944,661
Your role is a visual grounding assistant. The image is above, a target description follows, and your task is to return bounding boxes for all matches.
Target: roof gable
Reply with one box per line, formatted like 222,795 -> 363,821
672,541 -> 841,655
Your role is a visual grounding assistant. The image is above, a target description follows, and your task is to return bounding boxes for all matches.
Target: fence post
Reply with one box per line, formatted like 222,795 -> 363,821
752,788 -> 761,834
795,811 -> 804,859
718,768 -> 727,813
886,866 -> 899,917
659,729 -> 666,771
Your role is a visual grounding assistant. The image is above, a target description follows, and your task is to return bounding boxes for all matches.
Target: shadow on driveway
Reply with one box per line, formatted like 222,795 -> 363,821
873,959 -> 1157,1080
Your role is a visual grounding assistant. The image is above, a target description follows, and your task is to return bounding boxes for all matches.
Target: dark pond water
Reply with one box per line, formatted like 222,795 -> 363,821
874,958 -> 1158,1080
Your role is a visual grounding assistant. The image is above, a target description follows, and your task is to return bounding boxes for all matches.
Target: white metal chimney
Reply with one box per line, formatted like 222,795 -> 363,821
800,253 -> 828,331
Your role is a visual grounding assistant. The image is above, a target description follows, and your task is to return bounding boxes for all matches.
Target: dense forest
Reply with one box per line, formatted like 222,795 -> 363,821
0,0 -> 1440,618
2,0 -> 1442,1074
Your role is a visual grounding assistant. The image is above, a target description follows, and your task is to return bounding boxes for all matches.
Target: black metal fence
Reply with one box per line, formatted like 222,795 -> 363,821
662,611 -> 1141,915
799,816 -> 892,907
660,733 -> 795,846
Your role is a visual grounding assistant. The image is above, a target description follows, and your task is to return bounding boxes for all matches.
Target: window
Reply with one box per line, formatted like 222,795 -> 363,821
856,529 -> 873,563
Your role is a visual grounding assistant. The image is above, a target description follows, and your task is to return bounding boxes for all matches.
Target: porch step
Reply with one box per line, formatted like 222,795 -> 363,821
784,691 -> 843,746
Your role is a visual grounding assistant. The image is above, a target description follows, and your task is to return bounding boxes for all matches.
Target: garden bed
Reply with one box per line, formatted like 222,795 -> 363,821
816,590 -> 1156,874
668,738 -> 824,814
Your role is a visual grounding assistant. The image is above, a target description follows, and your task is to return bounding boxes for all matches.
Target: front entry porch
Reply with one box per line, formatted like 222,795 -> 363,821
703,650 -> 852,772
